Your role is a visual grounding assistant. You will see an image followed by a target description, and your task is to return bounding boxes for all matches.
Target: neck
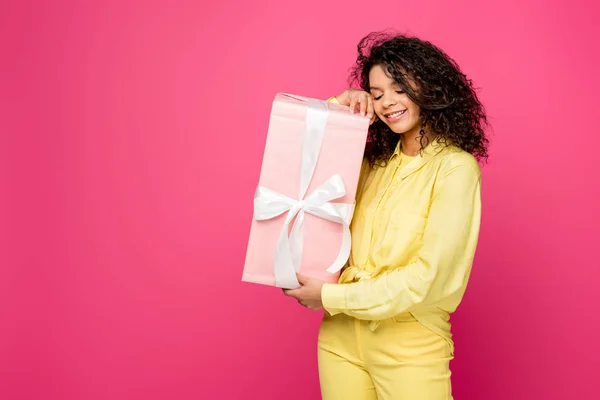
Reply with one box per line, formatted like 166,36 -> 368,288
400,127 -> 435,156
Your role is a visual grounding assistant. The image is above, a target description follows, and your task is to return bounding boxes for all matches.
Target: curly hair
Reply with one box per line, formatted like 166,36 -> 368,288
349,31 -> 490,167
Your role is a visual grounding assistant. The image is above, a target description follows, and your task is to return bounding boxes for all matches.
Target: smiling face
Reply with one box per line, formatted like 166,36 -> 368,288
368,64 -> 422,137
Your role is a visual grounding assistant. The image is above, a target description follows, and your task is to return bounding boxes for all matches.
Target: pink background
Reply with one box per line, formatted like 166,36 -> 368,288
1,1 -> 598,399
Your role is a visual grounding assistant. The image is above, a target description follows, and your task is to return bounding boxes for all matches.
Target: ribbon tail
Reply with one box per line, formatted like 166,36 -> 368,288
325,222 -> 352,274
289,210 -> 305,273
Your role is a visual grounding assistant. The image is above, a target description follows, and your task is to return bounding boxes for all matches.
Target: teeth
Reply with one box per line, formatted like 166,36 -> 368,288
387,110 -> 406,118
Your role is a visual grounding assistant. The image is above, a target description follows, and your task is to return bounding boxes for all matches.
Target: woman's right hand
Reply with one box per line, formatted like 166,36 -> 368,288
334,89 -> 376,123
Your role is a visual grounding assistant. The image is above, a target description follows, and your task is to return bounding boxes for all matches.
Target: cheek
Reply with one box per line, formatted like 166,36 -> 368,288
407,104 -> 421,121
399,96 -> 420,117
373,103 -> 385,118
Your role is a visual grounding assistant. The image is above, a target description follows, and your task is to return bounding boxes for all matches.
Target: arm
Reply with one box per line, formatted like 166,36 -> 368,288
321,160 -> 482,320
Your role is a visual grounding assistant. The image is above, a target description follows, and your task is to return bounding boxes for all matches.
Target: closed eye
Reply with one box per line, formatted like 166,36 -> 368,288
372,91 -> 403,101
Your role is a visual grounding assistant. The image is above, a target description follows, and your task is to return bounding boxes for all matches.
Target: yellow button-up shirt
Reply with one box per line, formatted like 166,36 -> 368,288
321,98 -> 482,350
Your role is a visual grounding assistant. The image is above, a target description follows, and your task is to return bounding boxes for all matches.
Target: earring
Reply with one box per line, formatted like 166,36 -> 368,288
418,123 -> 430,149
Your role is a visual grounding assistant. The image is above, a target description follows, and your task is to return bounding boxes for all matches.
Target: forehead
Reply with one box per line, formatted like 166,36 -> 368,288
369,64 -> 418,91
369,65 -> 399,87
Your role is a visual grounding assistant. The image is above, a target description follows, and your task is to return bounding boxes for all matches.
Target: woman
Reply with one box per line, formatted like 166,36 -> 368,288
284,31 -> 489,399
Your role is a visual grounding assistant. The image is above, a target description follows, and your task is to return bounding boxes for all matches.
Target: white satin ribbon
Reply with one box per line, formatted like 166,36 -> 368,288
253,98 -> 355,288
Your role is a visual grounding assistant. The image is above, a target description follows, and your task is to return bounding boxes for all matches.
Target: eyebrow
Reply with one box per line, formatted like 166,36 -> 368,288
369,86 -> 382,91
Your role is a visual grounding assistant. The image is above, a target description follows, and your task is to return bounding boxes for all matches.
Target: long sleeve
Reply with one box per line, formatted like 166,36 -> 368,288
321,159 -> 482,320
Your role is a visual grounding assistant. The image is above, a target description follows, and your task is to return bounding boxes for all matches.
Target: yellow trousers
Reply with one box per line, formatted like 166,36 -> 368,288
318,312 -> 454,400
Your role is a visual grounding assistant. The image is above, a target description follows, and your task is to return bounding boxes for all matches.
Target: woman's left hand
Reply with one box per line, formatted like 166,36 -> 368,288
283,273 -> 326,310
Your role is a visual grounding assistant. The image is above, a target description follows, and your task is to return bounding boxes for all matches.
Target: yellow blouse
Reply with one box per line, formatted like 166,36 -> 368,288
321,97 -> 482,349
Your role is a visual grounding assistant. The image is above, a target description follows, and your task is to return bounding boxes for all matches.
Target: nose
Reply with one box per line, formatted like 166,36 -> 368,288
382,93 -> 396,108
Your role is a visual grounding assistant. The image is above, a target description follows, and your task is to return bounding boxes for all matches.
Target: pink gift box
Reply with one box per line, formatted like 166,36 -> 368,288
241,93 -> 369,289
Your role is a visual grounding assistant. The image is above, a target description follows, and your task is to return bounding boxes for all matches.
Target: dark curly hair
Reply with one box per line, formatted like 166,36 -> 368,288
349,31 -> 490,167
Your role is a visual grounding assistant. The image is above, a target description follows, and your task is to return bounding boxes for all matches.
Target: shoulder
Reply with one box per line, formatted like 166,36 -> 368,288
437,145 -> 481,179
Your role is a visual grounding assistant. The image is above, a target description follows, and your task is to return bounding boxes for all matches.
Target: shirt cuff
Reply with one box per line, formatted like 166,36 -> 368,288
326,96 -> 339,104
321,283 -> 348,316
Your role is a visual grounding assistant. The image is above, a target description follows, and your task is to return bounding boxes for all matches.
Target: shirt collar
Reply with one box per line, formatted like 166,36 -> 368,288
391,136 -> 451,179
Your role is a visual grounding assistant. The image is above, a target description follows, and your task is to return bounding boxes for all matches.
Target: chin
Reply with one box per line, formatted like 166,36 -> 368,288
388,124 -> 411,135
393,122 -> 420,135
380,117 -> 418,135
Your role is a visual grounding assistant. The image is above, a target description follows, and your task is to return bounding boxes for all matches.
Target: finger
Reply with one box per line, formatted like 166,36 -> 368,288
359,95 -> 367,117
300,301 -> 313,309
348,94 -> 358,114
369,112 -> 378,125
285,288 -> 302,299
366,95 -> 374,120
338,90 -> 350,106
296,273 -> 309,285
